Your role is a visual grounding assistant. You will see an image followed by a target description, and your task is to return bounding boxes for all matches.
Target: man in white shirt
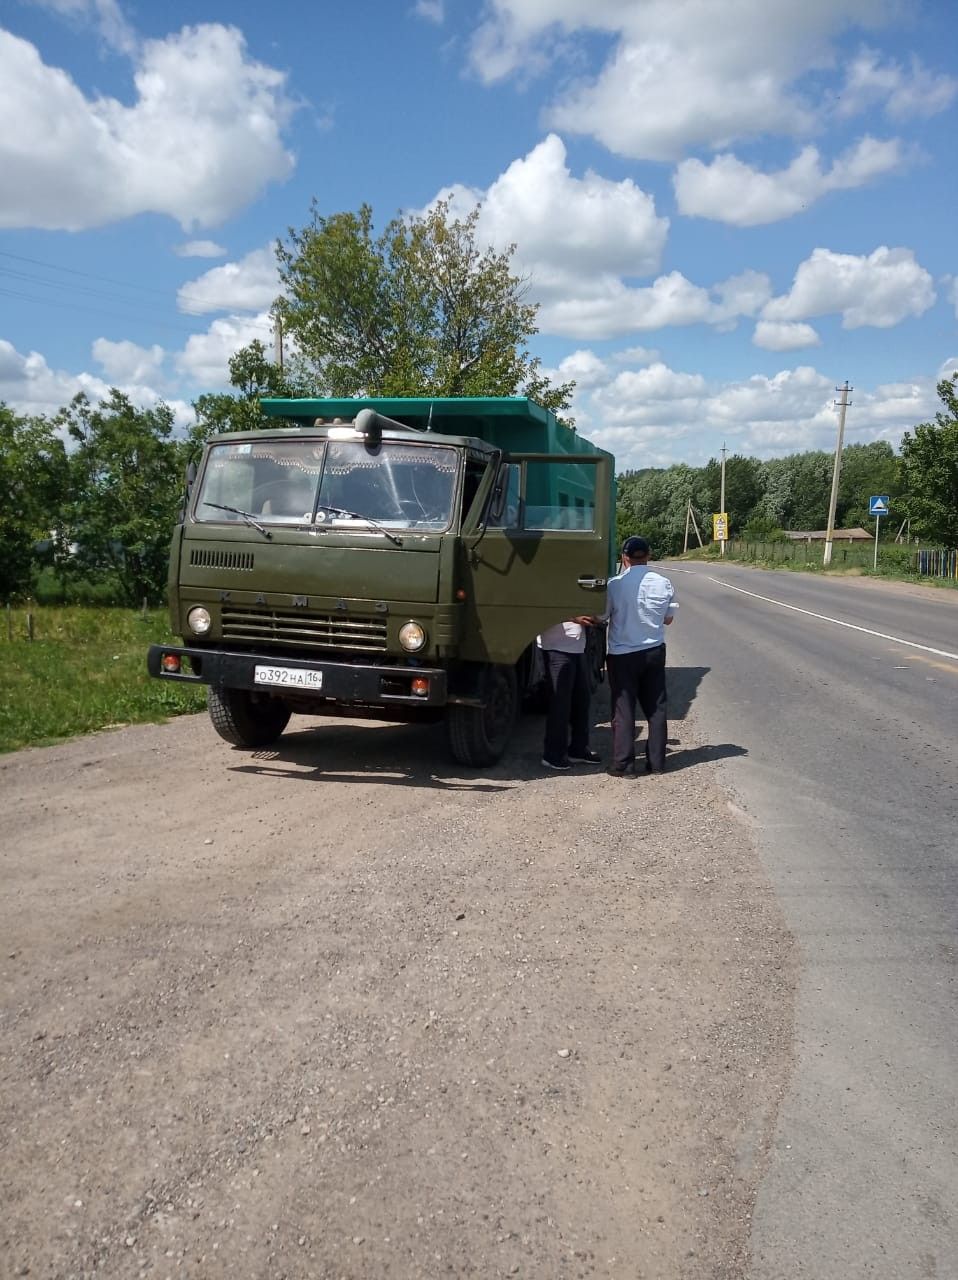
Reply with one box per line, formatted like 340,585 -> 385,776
537,617 -> 602,771
602,536 -> 677,776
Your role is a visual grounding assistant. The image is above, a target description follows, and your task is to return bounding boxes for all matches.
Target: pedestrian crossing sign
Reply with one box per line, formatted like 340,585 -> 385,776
869,495 -> 890,516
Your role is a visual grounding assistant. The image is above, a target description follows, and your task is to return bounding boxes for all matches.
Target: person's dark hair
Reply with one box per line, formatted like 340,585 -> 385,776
622,535 -> 650,558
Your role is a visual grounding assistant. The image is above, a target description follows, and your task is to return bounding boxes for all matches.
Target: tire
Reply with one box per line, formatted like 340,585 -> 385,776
446,663 -> 518,767
207,686 -> 291,748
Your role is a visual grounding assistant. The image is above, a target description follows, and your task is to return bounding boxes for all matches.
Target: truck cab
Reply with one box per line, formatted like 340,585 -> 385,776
148,396 -> 614,766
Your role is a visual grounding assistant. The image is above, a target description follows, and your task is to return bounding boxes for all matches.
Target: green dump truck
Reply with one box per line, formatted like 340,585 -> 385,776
148,396 -> 615,766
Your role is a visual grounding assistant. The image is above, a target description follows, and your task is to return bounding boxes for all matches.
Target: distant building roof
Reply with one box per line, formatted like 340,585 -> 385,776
783,527 -> 872,541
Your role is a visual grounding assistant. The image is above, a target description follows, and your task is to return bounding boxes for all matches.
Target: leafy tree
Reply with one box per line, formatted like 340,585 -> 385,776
741,516 -> 786,542
0,404 -> 67,601
191,339 -> 300,451
616,468 -> 667,550
837,441 -> 899,529
275,199 -> 574,417
898,373 -> 958,545
701,454 -> 764,537
756,451 -> 832,530
56,391 -> 187,606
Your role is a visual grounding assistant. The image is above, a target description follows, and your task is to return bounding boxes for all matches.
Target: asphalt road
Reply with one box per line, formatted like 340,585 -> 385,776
661,562 -> 958,1278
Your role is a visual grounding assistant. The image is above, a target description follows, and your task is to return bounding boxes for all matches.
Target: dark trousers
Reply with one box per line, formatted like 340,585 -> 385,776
542,649 -> 592,763
606,644 -> 668,772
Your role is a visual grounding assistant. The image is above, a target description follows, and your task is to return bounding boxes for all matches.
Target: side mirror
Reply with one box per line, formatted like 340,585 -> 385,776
488,466 -> 508,523
185,460 -> 197,489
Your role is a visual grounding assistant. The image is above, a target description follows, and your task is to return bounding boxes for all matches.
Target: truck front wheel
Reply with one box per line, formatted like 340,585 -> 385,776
446,664 -> 518,767
207,687 -> 291,748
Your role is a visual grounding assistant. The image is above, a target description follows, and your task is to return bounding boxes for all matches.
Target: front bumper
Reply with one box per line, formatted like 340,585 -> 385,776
147,644 -> 448,707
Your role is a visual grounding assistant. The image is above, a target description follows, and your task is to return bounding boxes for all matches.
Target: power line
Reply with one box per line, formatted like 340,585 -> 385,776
0,283 -> 215,337
0,257 -> 276,339
0,248 -> 175,301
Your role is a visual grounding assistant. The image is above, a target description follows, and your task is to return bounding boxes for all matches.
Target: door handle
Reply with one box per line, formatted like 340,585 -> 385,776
577,576 -> 608,590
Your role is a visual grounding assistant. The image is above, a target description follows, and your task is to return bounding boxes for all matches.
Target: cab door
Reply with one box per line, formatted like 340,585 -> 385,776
459,452 -> 612,665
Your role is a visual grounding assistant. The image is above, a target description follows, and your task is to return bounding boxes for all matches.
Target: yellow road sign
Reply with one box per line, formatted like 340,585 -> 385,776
713,513 -> 728,541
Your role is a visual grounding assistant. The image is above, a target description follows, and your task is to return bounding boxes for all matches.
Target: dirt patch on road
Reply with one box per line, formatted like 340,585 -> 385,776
0,700 -> 794,1279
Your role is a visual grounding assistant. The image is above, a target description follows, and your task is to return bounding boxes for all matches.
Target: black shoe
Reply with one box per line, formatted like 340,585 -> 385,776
606,764 -> 634,777
541,757 -> 572,771
568,749 -> 602,764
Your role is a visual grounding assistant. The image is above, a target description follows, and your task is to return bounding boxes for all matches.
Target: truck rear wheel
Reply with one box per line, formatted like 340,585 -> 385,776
207,687 -> 291,748
446,664 -> 518,767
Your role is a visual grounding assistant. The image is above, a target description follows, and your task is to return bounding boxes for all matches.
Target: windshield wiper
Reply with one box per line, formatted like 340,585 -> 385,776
203,501 -> 272,540
316,504 -> 403,547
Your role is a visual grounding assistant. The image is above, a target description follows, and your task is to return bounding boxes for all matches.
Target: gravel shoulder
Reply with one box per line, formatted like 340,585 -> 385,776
0,687 -> 795,1279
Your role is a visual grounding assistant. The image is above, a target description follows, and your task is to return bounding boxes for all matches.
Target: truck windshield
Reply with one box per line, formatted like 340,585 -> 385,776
194,438 -> 459,531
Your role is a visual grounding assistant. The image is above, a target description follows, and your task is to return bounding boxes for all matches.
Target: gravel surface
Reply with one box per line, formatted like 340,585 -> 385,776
0,686 -> 795,1279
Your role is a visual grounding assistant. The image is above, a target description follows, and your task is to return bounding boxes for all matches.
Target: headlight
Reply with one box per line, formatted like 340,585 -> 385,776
187,606 -> 212,636
399,620 -> 426,652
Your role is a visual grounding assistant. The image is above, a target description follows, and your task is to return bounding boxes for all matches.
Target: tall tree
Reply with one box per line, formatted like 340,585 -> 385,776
191,339 -> 300,450
275,199 -> 574,417
701,454 -> 765,537
57,391 -> 186,606
837,441 -> 900,529
0,404 -> 67,601
898,373 -> 958,545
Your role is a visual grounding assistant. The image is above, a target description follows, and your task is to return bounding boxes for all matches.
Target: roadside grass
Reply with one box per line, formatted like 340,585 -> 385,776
1,606 -> 206,754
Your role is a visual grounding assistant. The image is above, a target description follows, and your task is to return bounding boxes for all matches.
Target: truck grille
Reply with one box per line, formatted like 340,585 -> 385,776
221,606 -> 388,653
190,548 -> 255,571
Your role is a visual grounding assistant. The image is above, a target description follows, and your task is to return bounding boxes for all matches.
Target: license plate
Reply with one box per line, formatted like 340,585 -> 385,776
254,664 -> 323,690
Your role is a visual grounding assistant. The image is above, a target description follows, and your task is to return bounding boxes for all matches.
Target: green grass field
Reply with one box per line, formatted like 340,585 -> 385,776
0,606 -> 206,754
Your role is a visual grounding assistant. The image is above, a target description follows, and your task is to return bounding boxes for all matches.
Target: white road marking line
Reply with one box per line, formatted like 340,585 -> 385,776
705,576 -> 958,663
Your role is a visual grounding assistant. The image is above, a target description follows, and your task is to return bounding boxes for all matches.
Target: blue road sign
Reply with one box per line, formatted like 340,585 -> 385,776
869,495 -> 890,516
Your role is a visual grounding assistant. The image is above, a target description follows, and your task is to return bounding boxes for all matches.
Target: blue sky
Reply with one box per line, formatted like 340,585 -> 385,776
1,0 -> 955,470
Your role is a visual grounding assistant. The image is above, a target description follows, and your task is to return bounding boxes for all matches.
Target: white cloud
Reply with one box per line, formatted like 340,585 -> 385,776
753,321 -> 821,351
412,0 -> 445,23
429,135 -> 772,340
468,1 -> 905,160
178,248 -> 280,315
175,313 -> 275,386
0,336 -> 192,428
946,277 -> 958,319
594,362 -> 709,420
763,246 -> 935,329
0,338 -> 106,417
538,269 -> 770,340
674,137 -> 904,226
613,346 -> 659,366
175,240 -> 227,259
549,349 -> 610,389
92,338 -> 165,383
0,25 -> 295,231
566,355 -> 943,469
546,38 -> 813,162
837,49 -> 958,120
27,0 -> 137,54
436,134 -> 669,284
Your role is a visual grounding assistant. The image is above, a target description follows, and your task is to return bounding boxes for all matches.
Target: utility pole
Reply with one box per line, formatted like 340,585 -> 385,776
719,443 -> 727,556
274,314 -> 284,372
684,499 -> 691,554
688,502 -> 704,548
823,381 -> 852,568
